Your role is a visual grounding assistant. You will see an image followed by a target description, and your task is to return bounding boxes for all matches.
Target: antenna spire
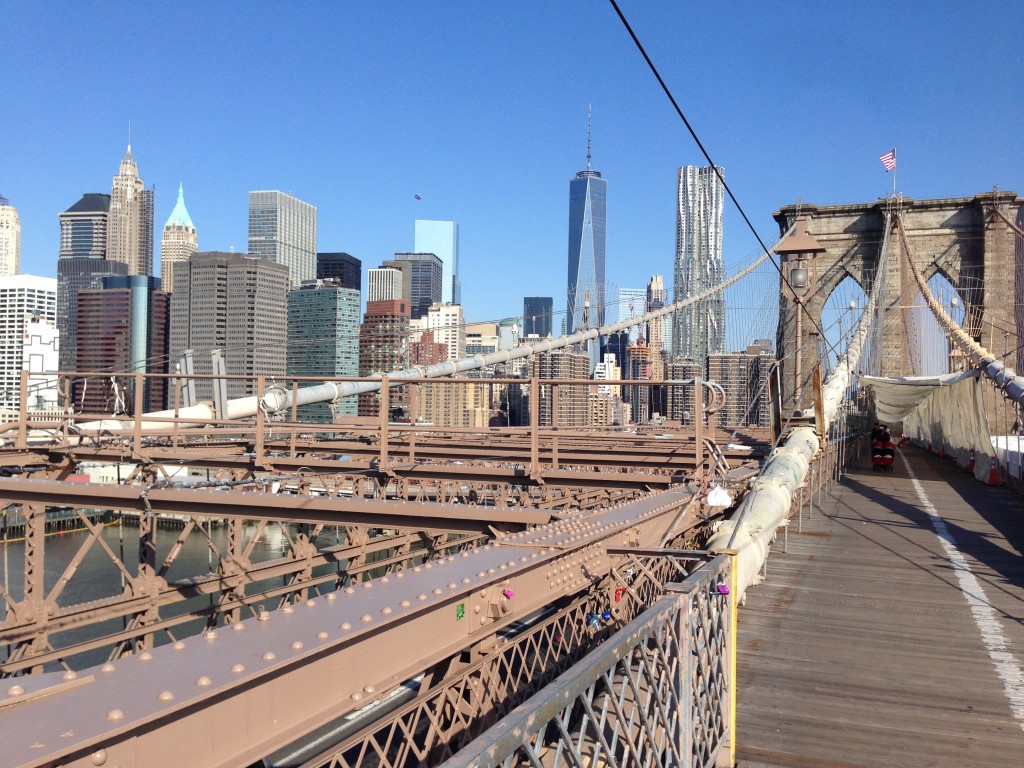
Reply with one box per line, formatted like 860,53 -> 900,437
586,105 -> 592,170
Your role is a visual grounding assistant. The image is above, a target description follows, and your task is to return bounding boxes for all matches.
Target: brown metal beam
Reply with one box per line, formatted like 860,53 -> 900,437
0,478 -> 551,534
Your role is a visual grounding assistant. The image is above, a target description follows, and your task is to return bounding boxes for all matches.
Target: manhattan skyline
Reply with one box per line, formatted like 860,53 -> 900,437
2,2 -> 1021,326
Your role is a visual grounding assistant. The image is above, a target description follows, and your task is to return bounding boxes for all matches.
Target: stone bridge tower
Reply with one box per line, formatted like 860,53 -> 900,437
773,191 -> 1021,412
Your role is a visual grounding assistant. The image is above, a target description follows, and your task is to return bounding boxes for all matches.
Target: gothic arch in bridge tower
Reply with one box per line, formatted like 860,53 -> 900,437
773,191 -> 1022,408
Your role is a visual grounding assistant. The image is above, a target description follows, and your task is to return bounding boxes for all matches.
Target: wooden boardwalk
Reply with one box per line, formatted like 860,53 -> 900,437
735,445 -> 1024,767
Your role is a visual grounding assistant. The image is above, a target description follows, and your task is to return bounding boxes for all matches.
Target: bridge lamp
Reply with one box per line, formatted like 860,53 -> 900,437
773,216 -> 827,407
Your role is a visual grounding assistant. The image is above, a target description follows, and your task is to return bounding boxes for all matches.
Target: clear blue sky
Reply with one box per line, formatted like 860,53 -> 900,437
2,1 -> 1021,325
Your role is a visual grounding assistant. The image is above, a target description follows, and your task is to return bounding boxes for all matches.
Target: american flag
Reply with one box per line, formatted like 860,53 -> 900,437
879,149 -> 896,172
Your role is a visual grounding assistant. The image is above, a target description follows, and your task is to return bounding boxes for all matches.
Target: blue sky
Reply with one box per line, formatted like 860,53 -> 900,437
2,1 -> 1021,326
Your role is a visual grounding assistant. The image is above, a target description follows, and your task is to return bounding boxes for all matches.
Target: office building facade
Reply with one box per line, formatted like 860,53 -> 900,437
287,279 -> 361,420
424,302 -> 466,363
673,166 -> 726,367
358,299 -> 410,417
0,195 -> 21,275
316,252 -> 361,291
0,276 -> 57,413
523,296 -> 553,338
108,145 -> 154,276
414,220 -> 459,304
388,253 -> 443,319
248,191 -> 317,284
367,266 -> 404,302
74,276 -> 168,414
160,184 -> 198,293
170,252 -> 289,401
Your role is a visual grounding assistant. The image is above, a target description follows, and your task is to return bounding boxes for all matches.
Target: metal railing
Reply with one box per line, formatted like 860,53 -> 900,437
440,552 -> 736,768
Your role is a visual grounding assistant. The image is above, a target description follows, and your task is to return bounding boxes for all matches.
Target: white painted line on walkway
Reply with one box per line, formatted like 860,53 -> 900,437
899,451 -> 1024,733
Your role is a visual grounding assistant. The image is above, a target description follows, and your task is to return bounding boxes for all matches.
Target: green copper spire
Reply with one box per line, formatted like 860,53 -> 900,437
164,183 -> 194,229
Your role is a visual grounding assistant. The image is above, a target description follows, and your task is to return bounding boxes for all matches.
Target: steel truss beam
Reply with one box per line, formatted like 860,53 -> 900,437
1,485 -> 711,768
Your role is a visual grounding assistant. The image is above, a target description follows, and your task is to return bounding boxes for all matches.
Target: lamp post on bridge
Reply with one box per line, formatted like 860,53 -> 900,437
774,216 -> 826,410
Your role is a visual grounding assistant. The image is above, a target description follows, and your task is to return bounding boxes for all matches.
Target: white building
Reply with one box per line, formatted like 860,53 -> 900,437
594,353 -> 622,398
414,220 -> 460,304
160,184 -> 198,293
367,267 -> 404,302
0,195 -> 20,276
616,287 -> 646,344
248,190 -> 317,285
0,275 -> 58,414
424,302 -> 465,363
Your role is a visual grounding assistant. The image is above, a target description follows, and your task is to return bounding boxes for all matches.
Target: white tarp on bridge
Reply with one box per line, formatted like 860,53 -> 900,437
861,371 -> 992,482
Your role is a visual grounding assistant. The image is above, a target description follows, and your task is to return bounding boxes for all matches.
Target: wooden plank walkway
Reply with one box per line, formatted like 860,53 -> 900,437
735,445 -> 1024,767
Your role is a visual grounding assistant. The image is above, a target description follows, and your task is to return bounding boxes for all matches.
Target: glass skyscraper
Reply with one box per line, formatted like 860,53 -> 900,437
413,220 -> 459,304
523,296 -> 553,338
566,143 -> 606,337
287,279 -> 361,419
673,166 -> 726,368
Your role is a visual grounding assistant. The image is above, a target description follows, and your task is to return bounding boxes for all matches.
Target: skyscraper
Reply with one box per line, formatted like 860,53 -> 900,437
160,184 -> 198,293
287,279 -> 361,420
316,252 -> 361,291
108,145 -> 154,276
169,252 -> 289,401
523,297 -> 553,338
566,114 -> 607,337
673,166 -> 726,368
387,253 -> 443,319
57,193 -> 130,372
414,220 -> 459,304
248,191 -> 317,284
367,267 -> 404,302
0,275 -> 57,413
0,195 -> 21,275
74,276 -> 169,414
616,288 -> 646,344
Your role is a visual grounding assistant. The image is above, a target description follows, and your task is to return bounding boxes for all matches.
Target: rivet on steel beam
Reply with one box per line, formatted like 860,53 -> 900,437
395,572 -> 405,578
483,545 -> 491,551
488,568 -> 496,574
447,582 -> 457,590
362,582 -> 373,589
432,588 -> 443,595
479,617 -> 486,625
478,571 -> 486,578
196,676 -> 212,687
306,599 -> 317,607
62,671 -> 78,681
158,690 -> 175,702
380,577 -> 390,584
291,641 -> 304,650
91,749 -> 107,765
361,614 -> 373,623
203,631 -> 217,641
520,556 -> 528,562
340,622 -> 352,631
139,651 -> 153,661
232,664 -> 246,674
363,685 -> 375,694
381,607 -> 393,615
258,608 -> 270,622
345,587 -> 356,594
233,622 -> 245,631
101,663 -> 116,673
417,594 -> 427,601
400,599 -> 411,608
263,652 -> 277,661
6,684 -> 24,696
106,709 -> 125,721
499,564 -> 507,571
351,692 -> 363,701
413,566 -> 422,572
460,551 -> 470,557
462,577 -> 471,584
326,592 -> 337,600
283,606 -> 295,613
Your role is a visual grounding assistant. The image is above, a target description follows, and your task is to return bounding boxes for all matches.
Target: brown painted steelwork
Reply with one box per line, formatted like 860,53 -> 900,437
1,486 -> 711,768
